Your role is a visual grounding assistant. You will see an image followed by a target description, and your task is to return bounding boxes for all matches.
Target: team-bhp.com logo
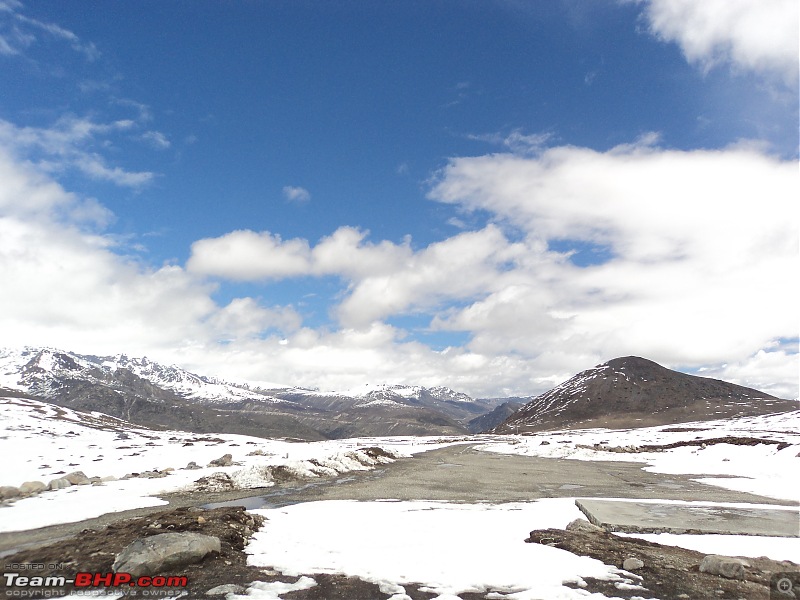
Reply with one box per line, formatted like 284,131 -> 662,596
4,571 -> 187,597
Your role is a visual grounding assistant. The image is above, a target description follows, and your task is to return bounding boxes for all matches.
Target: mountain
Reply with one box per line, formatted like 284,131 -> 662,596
467,401 -> 523,433
0,347 -> 506,440
494,356 -> 798,433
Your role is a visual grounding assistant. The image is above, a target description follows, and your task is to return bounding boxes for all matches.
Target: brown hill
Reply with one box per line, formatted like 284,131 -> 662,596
494,356 -> 798,433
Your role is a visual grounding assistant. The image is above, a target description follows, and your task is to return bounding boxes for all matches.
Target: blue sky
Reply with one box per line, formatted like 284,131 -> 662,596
1,0 -> 798,398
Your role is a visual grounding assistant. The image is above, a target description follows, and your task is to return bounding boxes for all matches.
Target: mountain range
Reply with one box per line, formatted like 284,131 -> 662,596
0,347 -> 508,439
493,356 -> 798,433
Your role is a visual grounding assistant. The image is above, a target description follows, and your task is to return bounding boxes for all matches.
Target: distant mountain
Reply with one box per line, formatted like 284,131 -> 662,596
467,401 -> 523,433
494,356 -> 798,433
0,347 -> 506,440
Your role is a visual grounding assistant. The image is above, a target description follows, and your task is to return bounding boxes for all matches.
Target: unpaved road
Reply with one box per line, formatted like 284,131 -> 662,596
1,444 -> 794,555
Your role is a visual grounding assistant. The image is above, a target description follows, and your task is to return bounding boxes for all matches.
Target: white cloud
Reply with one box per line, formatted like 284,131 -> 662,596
0,117 -> 154,187
187,230 -> 312,280
282,185 -> 311,204
427,140 -> 799,397
638,0 -> 799,82
0,2 -> 98,60
2,121 -> 797,398
0,149 -> 301,365
140,130 -> 170,149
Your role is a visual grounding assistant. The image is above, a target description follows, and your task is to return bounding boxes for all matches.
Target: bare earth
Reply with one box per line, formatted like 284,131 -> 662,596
1,444 -> 798,599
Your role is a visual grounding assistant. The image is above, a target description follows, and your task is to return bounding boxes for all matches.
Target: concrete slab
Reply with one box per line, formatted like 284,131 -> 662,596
575,499 -> 800,538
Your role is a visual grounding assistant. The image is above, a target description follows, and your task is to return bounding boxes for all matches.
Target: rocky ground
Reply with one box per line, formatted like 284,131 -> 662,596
528,526 -> 798,600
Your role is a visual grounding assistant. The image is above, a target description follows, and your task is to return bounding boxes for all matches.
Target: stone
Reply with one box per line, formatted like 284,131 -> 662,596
566,518 -> 603,533
0,485 -> 21,500
19,481 -> 47,495
112,532 -> 221,577
207,454 -> 233,467
623,557 -> 644,571
185,461 -> 201,470
699,555 -> 749,580
64,471 -> 91,485
48,477 -> 72,490
193,472 -> 235,492
205,584 -> 245,596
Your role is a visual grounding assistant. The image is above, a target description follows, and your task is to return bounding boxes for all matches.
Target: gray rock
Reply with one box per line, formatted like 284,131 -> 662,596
566,518 -> 603,533
112,532 -> 221,577
623,557 -> 644,571
19,481 -> 47,495
205,584 -> 245,596
64,471 -> 91,485
184,461 -> 201,470
207,454 -> 233,467
48,477 -> 73,490
0,485 -> 20,500
699,555 -> 749,579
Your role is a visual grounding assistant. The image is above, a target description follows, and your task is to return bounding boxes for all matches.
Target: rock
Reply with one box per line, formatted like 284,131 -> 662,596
64,471 -> 91,485
112,532 -> 221,577
623,557 -> 644,571
194,472 -> 235,492
0,485 -> 21,500
19,481 -> 47,495
699,555 -> 749,579
205,584 -> 245,596
540,441 -> 550,445
48,477 -> 73,490
208,454 -> 233,467
185,461 -> 201,470
566,518 -> 603,533
246,449 -> 266,456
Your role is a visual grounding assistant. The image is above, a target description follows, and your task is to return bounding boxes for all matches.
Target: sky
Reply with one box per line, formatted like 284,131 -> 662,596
0,0 -> 798,399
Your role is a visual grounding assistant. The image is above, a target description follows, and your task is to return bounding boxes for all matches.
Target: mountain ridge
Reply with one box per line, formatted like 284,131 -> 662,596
494,356 -> 797,433
0,346 -> 505,439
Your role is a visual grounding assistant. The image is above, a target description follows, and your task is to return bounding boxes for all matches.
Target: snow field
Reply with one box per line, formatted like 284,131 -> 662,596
239,498 -> 632,600
478,410 -> 800,502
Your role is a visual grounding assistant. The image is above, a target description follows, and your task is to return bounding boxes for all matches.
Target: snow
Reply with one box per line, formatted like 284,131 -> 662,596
240,499 -> 630,600
0,396 -> 460,532
3,386 -> 798,599
478,410 -> 800,501
614,531 -> 800,563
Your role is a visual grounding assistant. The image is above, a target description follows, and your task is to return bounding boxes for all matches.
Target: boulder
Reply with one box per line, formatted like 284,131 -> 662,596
19,481 -> 47,495
207,454 -> 233,467
64,471 -> 91,485
566,518 -> 604,533
623,557 -> 644,571
699,555 -> 749,579
184,461 -> 201,470
48,477 -> 73,490
112,532 -> 221,577
0,485 -> 20,500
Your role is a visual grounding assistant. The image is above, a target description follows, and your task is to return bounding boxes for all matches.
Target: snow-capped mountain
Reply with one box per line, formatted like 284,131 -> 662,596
494,356 -> 797,433
0,346 -> 288,406
0,346 -> 508,439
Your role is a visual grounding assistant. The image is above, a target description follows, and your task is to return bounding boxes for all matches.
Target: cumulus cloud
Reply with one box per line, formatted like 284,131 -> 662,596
637,0 -> 799,82
427,140 -> 799,397
283,185 -> 311,204
0,149 -> 301,364
188,230 -> 312,280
